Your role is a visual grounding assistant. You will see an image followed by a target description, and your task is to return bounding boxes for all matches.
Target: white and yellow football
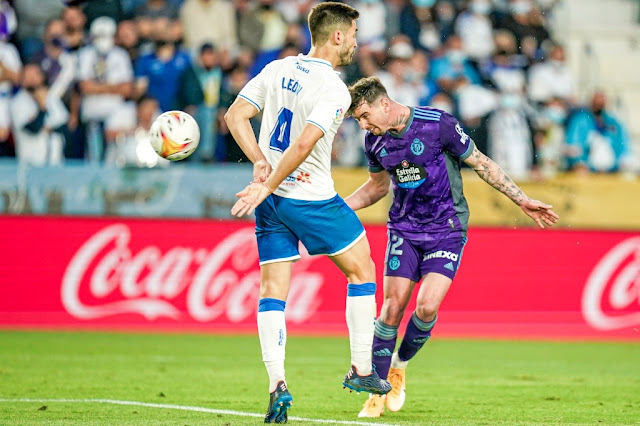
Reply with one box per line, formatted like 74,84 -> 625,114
149,110 -> 200,161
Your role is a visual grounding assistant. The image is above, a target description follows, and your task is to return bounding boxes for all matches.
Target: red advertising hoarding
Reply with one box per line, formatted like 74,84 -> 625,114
1,216 -> 638,340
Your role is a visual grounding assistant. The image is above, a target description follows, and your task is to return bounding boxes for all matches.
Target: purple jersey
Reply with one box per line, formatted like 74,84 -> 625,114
365,107 -> 474,241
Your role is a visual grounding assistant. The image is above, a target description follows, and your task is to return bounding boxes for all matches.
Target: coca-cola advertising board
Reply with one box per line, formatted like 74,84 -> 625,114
1,216 -> 638,340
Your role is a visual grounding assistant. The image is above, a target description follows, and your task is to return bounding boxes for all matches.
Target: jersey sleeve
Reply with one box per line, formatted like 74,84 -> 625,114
305,81 -> 350,135
364,134 -> 384,172
439,111 -> 474,160
237,62 -> 273,112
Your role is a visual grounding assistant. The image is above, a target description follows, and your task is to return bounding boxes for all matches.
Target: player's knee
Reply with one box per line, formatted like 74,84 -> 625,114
381,308 -> 404,327
415,302 -> 439,322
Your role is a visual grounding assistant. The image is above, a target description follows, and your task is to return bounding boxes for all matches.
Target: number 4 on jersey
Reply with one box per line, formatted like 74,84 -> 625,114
269,108 -> 293,152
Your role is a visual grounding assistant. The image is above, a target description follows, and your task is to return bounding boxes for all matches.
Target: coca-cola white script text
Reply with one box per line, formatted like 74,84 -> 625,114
582,237 -> 640,330
62,224 -> 323,323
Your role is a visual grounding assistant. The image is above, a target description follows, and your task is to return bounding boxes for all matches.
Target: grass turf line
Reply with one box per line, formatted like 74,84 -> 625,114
0,330 -> 638,425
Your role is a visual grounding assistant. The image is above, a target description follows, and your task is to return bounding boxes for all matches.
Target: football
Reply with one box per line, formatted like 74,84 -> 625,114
149,110 -> 200,161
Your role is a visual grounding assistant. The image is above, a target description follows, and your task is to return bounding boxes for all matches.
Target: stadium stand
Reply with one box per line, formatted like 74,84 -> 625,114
0,0 -> 638,178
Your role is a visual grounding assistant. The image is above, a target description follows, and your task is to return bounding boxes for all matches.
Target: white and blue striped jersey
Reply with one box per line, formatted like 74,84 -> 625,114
238,54 -> 350,201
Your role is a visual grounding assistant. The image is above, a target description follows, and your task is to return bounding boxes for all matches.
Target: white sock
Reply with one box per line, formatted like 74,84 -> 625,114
258,310 -> 287,392
346,285 -> 376,375
391,351 -> 409,370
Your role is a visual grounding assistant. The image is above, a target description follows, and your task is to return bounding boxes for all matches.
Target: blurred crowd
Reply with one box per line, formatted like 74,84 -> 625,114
0,0 -> 636,178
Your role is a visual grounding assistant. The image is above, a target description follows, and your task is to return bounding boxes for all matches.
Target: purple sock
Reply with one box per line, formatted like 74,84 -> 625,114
397,312 -> 436,362
372,318 -> 398,380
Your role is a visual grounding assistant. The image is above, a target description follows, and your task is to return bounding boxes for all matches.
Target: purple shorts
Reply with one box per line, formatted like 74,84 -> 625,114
383,232 -> 467,281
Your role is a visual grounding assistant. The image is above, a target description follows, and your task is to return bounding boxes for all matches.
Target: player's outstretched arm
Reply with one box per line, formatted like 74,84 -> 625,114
231,182 -> 273,217
344,170 -> 391,211
463,145 -> 559,228
230,124 -> 324,218
224,98 -> 270,182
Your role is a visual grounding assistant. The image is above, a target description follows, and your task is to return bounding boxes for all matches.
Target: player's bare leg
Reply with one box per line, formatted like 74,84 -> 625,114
259,261 -> 294,423
331,236 -> 391,395
388,272 -> 452,412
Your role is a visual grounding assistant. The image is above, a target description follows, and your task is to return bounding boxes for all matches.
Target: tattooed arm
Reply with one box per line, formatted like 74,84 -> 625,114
463,145 -> 559,228
463,145 -> 526,205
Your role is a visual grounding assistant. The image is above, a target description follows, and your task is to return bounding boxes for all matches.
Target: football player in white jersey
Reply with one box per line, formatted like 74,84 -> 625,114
224,2 -> 391,423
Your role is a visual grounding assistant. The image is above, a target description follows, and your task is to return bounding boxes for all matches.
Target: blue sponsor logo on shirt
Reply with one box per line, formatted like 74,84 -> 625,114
380,148 -> 388,157
393,160 -> 426,189
411,138 -> 424,155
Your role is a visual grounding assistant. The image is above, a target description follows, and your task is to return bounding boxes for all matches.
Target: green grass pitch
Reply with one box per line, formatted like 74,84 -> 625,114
0,330 -> 638,425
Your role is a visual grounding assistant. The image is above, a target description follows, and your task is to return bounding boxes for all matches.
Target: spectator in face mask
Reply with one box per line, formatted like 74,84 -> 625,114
376,37 -> 423,107
77,16 -> 133,162
533,97 -> 568,178
11,63 -> 69,166
433,0 -> 457,42
527,43 -> 575,106
565,91 -> 634,174
31,19 -> 77,101
487,87 -> 536,180
483,30 -> 526,93
429,34 -> 481,94
455,0 -> 494,62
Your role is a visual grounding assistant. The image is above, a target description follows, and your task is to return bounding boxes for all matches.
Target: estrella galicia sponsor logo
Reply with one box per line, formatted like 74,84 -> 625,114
411,138 -> 424,155
388,256 -> 401,271
380,147 -> 388,157
393,160 -> 426,189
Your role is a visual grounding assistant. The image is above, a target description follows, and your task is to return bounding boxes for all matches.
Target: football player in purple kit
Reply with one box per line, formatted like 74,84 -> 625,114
344,77 -> 559,418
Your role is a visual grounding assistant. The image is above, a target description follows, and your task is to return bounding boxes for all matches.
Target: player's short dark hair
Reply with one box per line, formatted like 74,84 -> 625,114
347,76 -> 388,117
308,2 -> 359,47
